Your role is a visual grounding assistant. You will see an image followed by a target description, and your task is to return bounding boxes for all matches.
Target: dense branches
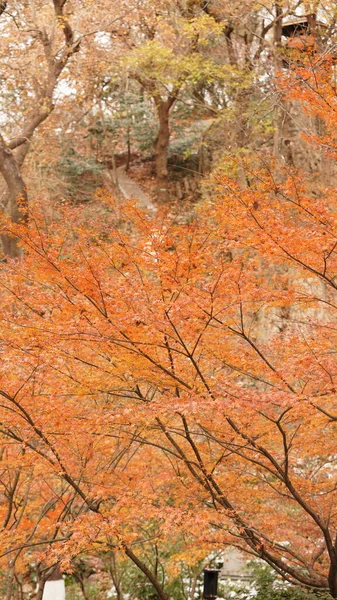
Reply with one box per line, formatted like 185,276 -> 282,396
1,3 -> 337,600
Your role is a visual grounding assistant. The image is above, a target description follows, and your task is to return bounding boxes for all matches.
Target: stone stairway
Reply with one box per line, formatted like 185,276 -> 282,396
116,166 -> 156,212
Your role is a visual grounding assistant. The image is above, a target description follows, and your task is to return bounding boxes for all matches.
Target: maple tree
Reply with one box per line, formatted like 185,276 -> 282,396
3,3 -> 337,600
1,120 -> 337,598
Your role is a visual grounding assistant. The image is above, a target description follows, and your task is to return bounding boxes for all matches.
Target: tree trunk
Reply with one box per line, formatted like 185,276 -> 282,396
273,2 -> 283,158
126,126 -> 131,172
76,575 -> 91,600
124,545 -> 170,600
155,102 -> 171,202
0,137 -> 28,258
5,563 -> 15,600
328,551 -> 337,599
34,576 -> 47,600
109,552 -> 123,600
188,570 -> 200,600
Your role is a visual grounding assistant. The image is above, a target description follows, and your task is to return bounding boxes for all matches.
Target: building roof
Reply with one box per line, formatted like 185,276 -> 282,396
282,15 -> 326,38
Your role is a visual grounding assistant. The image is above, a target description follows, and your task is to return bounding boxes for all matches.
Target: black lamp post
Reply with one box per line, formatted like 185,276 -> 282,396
203,568 -> 221,600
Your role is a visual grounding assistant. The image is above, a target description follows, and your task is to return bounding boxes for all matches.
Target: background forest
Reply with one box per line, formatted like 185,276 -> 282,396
1,1 -> 337,599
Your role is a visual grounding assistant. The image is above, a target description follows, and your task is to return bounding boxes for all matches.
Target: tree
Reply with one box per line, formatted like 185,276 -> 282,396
0,139 -> 337,596
0,0 -> 83,256
113,0 -> 224,200
0,0 -> 129,256
3,27 -> 337,600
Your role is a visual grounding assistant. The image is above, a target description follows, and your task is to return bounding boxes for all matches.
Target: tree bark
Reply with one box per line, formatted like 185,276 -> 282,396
5,563 -> 15,600
273,3 -> 283,158
109,552 -> 123,600
75,575 -> 91,600
34,576 -> 47,600
328,542 -> 337,599
155,102 -> 171,202
0,136 -> 28,257
124,544 -> 170,600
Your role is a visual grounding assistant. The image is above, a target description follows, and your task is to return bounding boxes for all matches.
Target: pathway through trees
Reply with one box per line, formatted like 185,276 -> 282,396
117,166 -> 156,212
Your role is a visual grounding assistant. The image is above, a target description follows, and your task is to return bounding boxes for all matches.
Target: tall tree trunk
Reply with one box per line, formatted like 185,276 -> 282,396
0,136 -> 28,257
155,101 -> 171,202
273,2 -> 283,158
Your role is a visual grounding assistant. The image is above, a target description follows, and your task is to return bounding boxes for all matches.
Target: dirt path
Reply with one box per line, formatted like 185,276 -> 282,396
117,166 -> 156,212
